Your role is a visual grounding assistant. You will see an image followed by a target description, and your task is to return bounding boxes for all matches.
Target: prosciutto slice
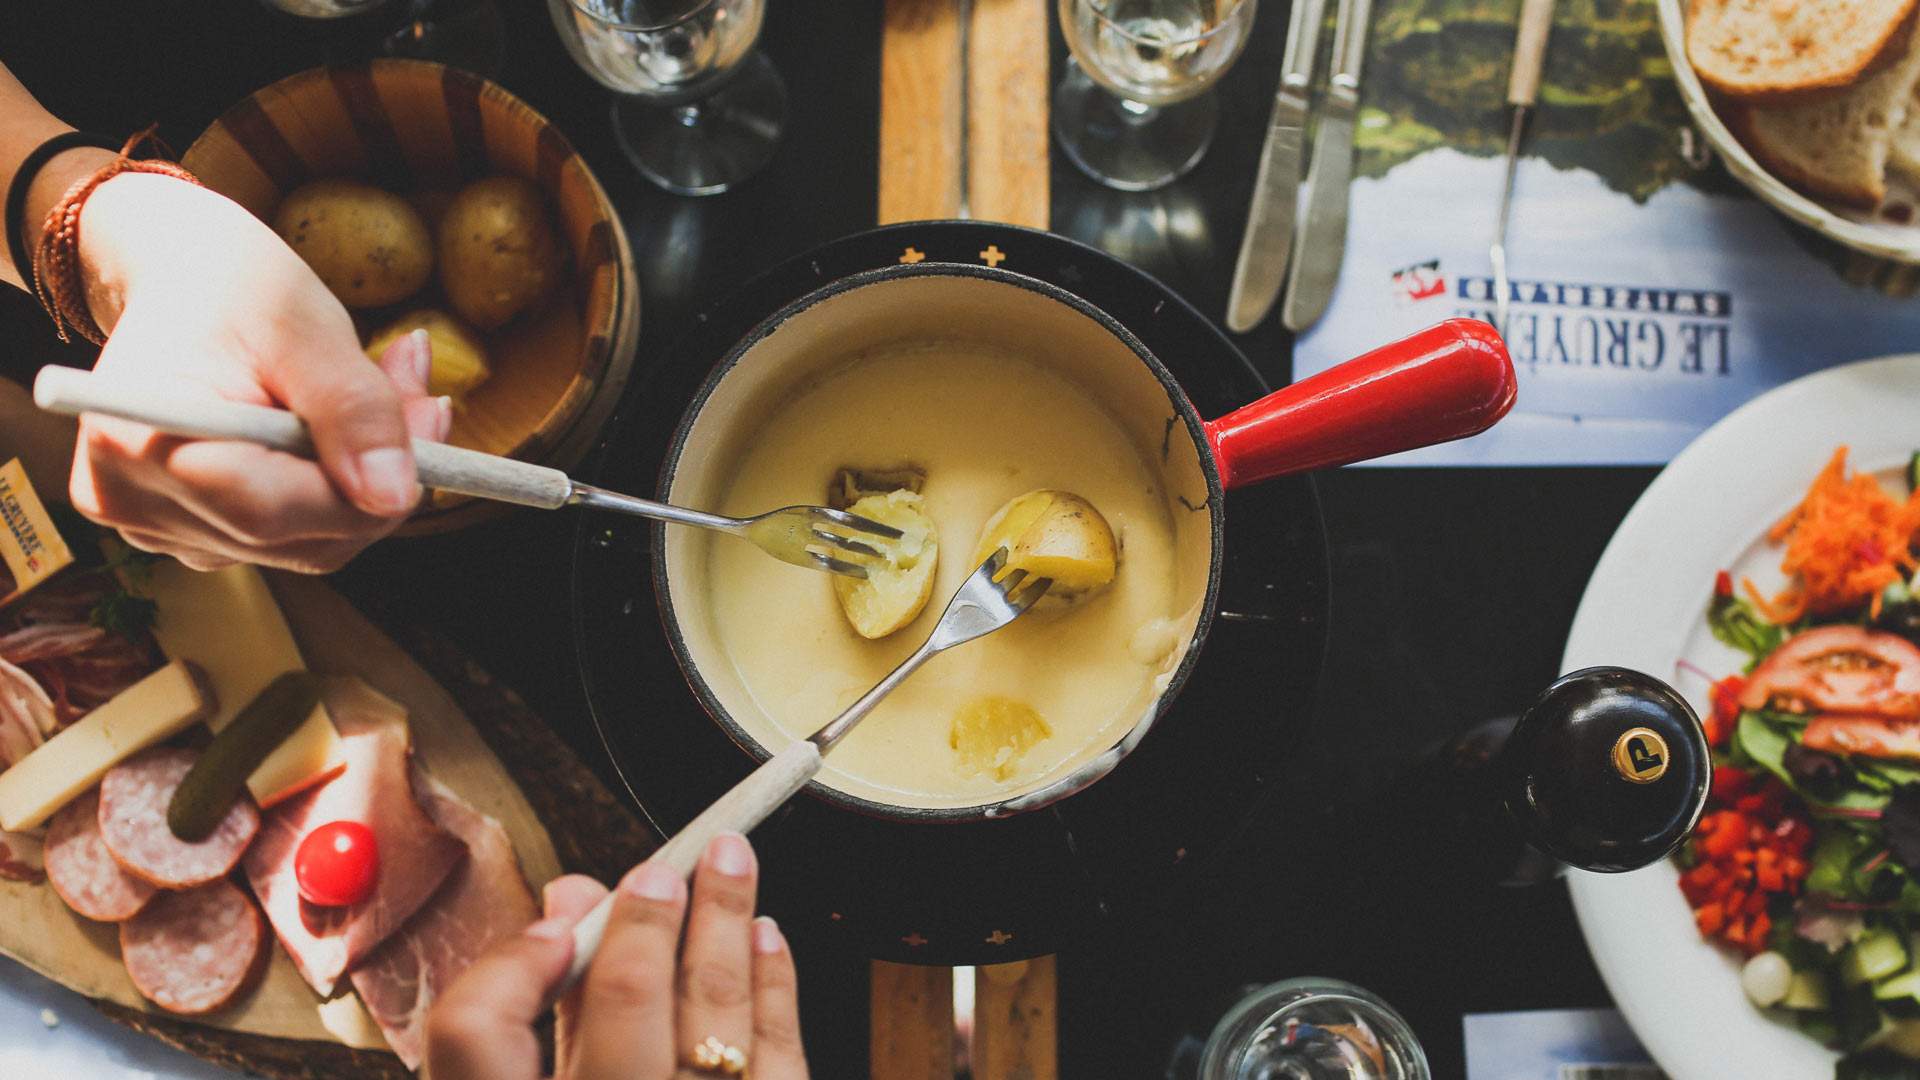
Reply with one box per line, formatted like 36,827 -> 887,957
0,656 -> 53,767
350,771 -> 538,1069
243,678 -> 464,997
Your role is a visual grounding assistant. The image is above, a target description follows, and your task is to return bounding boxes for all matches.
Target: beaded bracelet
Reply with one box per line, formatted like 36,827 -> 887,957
30,127 -> 201,345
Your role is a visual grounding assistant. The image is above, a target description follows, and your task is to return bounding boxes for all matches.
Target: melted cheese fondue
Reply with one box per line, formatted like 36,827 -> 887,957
705,342 -> 1182,805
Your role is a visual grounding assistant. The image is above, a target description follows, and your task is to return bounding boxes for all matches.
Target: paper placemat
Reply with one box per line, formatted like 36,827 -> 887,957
1465,1007 -> 1666,1079
1293,0 -> 1920,466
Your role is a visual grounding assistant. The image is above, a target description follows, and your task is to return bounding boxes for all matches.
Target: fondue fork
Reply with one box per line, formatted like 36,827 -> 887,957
562,549 -> 1051,988
31,367 -> 900,579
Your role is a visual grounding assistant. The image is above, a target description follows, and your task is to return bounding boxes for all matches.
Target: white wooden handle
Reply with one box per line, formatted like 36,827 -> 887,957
563,740 -> 824,989
31,366 -> 573,509
1507,0 -> 1555,106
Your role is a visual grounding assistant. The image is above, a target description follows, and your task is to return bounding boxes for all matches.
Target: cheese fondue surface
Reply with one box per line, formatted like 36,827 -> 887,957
705,343 -> 1183,805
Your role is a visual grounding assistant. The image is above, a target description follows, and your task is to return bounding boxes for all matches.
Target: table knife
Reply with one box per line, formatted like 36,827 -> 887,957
1492,0 -> 1556,332
1281,0 -> 1373,332
1223,0 -> 1329,334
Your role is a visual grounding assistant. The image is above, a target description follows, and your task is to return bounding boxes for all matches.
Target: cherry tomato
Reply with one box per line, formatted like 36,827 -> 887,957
294,821 -> 379,907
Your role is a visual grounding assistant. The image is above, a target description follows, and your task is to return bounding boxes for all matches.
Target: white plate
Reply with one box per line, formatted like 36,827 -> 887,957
1564,353 -> 1920,1079
1656,0 -> 1920,264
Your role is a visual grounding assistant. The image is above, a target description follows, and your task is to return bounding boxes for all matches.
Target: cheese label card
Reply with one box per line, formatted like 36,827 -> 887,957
0,458 -> 73,609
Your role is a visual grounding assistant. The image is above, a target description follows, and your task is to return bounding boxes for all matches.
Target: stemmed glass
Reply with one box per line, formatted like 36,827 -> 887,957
549,0 -> 787,196
1197,978 -> 1430,1079
1054,0 -> 1257,191
257,0 -> 506,75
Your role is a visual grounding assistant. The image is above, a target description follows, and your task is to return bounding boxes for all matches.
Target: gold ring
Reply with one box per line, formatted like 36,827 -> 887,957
687,1035 -> 748,1076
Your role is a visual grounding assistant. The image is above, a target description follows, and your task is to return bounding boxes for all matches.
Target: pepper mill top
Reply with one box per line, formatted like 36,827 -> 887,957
1497,666 -> 1711,874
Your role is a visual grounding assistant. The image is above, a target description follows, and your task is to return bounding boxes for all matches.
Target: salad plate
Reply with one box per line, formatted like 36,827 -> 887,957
1565,352 -> 1920,1080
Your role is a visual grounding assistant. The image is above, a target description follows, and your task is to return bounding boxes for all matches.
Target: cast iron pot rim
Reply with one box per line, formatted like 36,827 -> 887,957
652,259 -> 1229,823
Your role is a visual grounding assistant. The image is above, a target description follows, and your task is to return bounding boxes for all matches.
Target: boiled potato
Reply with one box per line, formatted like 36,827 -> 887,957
949,697 -> 1052,782
971,489 -> 1117,607
832,489 -> 938,640
364,309 -> 491,398
274,180 -> 433,308
437,176 -> 562,330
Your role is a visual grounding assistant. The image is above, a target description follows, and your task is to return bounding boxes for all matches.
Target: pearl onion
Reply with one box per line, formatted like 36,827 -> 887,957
1742,951 -> 1793,1008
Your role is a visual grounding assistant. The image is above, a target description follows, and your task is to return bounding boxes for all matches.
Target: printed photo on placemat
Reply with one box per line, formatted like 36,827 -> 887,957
1295,0 -> 1920,466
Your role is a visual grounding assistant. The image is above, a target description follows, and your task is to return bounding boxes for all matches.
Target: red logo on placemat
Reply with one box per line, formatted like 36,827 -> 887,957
1391,259 -> 1446,304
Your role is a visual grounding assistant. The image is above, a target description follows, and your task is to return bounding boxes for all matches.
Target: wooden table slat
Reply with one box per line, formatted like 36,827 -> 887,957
879,0 -> 965,223
964,0 -> 1050,229
870,961 -> 957,1080
974,958 -> 1060,1080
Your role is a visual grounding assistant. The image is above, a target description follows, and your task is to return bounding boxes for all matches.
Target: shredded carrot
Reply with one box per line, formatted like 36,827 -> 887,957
1747,446 -> 1920,622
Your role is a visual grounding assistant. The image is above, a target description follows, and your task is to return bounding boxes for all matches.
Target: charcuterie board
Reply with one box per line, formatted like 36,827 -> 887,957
0,570 -> 650,1079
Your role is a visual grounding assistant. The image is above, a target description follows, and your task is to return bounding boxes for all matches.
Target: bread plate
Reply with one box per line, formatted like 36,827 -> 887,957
1656,0 -> 1920,264
1564,352 -> 1920,1079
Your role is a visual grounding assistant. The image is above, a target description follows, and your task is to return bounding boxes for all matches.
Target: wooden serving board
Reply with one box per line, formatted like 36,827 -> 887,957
0,572 -> 655,1079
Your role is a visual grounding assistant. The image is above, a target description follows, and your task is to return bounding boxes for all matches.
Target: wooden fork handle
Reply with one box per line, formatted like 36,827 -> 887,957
32,366 -> 574,509
562,740 -> 826,989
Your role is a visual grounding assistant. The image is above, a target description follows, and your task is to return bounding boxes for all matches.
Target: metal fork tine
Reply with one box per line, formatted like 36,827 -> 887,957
809,526 -> 885,560
809,553 -> 870,579
809,506 -> 905,540
1009,576 -> 1052,611
997,567 -> 1030,592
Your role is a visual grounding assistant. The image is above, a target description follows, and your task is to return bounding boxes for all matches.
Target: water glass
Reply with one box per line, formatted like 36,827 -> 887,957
1054,0 -> 1257,191
550,0 -> 786,195
1198,978 -> 1430,1080
258,0 -> 505,75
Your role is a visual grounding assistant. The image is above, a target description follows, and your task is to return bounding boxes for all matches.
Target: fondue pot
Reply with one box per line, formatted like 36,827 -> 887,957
650,268 -> 1512,820
572,222 -> 1512,962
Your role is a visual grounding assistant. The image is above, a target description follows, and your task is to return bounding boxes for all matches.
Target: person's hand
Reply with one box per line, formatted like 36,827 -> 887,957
426,833 -> 810,1080
65,172 -> 449,572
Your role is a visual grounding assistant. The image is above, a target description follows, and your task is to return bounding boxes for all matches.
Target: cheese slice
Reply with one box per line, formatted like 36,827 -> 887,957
142,562 -> 342,806
0,660 -> 211,830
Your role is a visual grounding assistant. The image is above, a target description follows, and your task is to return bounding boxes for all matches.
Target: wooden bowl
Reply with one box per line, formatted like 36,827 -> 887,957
181,59 -> 639,533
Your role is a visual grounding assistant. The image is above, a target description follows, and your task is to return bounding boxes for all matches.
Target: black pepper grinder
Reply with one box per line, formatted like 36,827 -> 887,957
1441,666 -> 1712,882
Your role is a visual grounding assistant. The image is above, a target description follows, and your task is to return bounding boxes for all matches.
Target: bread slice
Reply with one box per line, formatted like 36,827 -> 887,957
1688,0 -> 1919,101
1728,28 -> 1920,207
1892,81 -> 1920,176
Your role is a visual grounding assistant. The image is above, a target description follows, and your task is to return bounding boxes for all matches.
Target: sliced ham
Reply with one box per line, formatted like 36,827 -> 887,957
350,770 -> 539,1069
46,789 -> 154,921
98,747 -> 259,889
244,678 -> 464,997
1804,714 -> 1920,760
120,879 -> 263,1015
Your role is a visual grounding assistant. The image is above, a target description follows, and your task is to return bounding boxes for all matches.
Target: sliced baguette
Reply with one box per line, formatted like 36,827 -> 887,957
1688,0 -> 1919,101
1728,28 -> 1920,207
1893,81 -> 1920,176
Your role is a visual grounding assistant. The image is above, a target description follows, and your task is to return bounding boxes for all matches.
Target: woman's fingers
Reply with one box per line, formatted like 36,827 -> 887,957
542,875 -> 610,1078
424,906 -> 584,1080
568,861 -> 685,1079
750,918 -> 810,1080
253,306 -> 419,517
676,834 -> 759,1075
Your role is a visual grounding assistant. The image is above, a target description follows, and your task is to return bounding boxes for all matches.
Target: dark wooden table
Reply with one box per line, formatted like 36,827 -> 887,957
1,3 -> 1658,1075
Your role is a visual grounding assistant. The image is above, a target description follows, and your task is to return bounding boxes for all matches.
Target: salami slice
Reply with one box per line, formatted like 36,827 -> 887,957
99,747 -> 259,888
45,789 -> 155,921
119,879 -> 262,1015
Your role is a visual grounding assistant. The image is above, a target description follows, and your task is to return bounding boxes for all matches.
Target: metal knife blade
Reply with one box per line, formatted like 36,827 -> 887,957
1281,0 -> 1374,332
1224,0 -> 1329,334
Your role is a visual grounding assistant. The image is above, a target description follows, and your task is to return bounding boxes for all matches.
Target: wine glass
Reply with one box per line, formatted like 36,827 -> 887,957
257,0 -> 507,75
549,0 -> 787,196
1197,978 -> 1430,1079
1054,0 -> 1257,191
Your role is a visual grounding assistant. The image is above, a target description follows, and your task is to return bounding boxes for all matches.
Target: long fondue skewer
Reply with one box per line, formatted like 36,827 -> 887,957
562,551 -> 1048,989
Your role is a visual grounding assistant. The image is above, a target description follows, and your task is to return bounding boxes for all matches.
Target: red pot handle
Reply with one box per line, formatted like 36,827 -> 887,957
1203,318 -> 1516,489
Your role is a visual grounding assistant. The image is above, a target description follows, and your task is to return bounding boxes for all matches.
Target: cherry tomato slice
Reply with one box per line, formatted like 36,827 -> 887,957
295,821 -> 379,907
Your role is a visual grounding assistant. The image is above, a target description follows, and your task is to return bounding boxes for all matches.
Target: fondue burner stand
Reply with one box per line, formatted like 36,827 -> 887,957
571,223 -> 1328,966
